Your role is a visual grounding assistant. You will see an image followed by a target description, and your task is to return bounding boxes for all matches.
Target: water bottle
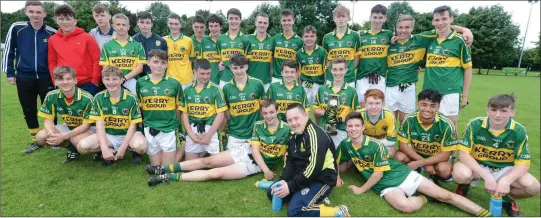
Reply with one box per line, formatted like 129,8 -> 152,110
255,180 -> 274,190
271,183 -> 283,211
489,194 -> 502,217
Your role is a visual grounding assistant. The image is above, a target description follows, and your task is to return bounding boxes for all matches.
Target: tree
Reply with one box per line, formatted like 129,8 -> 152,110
384,1 -> 416,32
413,12 -> 432,34
145,2 -> 171,37
1,2 -> 58,43
279,0 -> 339,44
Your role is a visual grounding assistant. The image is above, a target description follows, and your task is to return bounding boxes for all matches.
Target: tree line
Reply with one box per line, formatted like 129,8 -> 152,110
1,0 -> 539,71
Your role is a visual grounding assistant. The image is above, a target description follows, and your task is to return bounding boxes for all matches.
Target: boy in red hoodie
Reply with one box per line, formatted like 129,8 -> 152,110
48,4 -> 101,95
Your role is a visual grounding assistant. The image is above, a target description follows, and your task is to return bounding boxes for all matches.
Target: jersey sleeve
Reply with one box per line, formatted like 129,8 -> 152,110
441,121 -> 457,152
373,142 -> 391,172
301,87 -> 310,111
37,93 -> 56,120
457,120 -> 475,153
266,84 -> 273,100
88,97 -> 104,121
351,90 -> 361,112
335,140 -> 351,165
397,118 -> 411,144
460,41 -> 472,69
137,42 -> 147,64
129,99 -> 143,124
354,32 -> 362,56
176,83 -> 185,111
413,30 -> 436,49
514,130 -> 531,166
99,46 -> 110,66
313,87 -> 323,109
385,113 -> 397,142
249,124 -> 261,146
82,98 -> 95,124
258,81 -> 265,103
215,88 -> 228,113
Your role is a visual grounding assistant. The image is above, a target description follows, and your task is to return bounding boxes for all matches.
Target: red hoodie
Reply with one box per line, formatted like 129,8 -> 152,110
48,27 -> 101,85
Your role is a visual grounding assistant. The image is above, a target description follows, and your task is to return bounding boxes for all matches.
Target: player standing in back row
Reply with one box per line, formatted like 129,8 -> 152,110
217,8 -> 249,89
271,9 -> 303,84
164,13 -> 196,89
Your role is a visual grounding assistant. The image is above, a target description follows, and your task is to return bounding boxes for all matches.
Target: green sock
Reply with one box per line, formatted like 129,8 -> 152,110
476,208 -> 491,217
165,163 -> 182,173
169,173 -> 182,181
502,195 -> 514,203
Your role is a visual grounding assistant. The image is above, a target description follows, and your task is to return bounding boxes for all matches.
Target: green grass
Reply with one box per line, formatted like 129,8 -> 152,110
1,73 -> 539,216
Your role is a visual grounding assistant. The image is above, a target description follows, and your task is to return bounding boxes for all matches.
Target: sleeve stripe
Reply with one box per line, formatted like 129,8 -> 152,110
2,22 -> 25,72
303,125 -> 318,178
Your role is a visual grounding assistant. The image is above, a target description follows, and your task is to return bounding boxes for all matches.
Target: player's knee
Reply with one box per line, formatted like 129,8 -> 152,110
523,178 -> 541,196
77,138 -> 93,154
207,170 -> 222,180
436,163 -> 452,179
393,152 -> 407,163
201,157 -> 214,167
394,201 -> 416,213
35,130 -> 47,144
131,140 -> 147,154
452,164 -> 472,184
434,190 -> 454,203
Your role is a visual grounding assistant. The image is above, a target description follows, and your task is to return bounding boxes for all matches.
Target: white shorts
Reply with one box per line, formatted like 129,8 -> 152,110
330,129 -> 348,149
470,165 -> 513,187
439,93 -> 460,116
227,136 -> 261,176
55,124 -> 96,134
380,171 -> 425,198
355,77 -> 387,102
302,81 -> 321,106
185,124 -> 219,155
123,78 -> 137,94
144,127 -> 177,156
385,84 -> 416,113
104,131 -> 143,152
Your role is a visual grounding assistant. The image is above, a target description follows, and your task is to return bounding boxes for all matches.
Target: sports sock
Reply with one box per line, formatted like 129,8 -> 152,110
476,208 -> 492,217
165,163 -> 182,173
419,195 -> 429,204
29,128 -> 39,142
169,173 -> 182,181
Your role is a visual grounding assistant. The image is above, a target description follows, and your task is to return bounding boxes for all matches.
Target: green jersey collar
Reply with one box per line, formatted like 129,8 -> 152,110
301,45 -> 319,54
327,82 -> 349,91
193,79 -> 212,89
103,87 -> 128,101
416,111 -> 441,125
481,116 -> 516,130
332,27 -> 352,36
364,109 -> 385,124
58,87 -> 82,102
279,79 -> 299,89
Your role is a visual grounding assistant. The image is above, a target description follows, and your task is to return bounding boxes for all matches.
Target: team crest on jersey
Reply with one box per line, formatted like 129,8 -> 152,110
180,46 -> 186,52
382,126 -> 388,131
340,93 -> 347,105
301,188 -> 310,195
204,96 -> 210,103
156,40 -> 161,46
131,50 -> 136,56
363,154 -> 372,162
292,44 -> 297,50
347,41 -> 352,47
443,49 -> 450,55
434,134 -> 441,141
43,39 -> 48,43
506,140 -> 515,149
250,93 -> 257,99
122,108 -> 129,115
164,88 -> 171,95
381,38 -> 388,44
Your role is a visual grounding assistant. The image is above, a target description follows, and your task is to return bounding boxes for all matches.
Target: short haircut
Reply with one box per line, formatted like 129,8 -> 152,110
54,4 -> 76,18
227,8 -> 242,19
371,4 -> 387,16
92,3 -> 109,14
147,49 -> 168,62
112,13 -> 129,25
397,14 -> 415,26
364,89 -> 385,102
194,59 -> 211,70
137,11 -> 153,22
345,111 -> 365,125
282,60 -> 297,71
333,5 -> 350,18
206,14 -> 223,27
488,94 -> 516,109
303,25 -> 317,35
286,102 -> 304,113
281,9 -> 295,18
230,53 -> 248,66
330,57 -> 347,68
433,5 -> 453,17
25,0 -> 44,10
192,15 -> 205,25
168,13 -> 181,22
256,12 -> 269,19
53,66 -> 76,80
417,89 -> 443,103
101,66 -> 123,78
261,99 -> 279,111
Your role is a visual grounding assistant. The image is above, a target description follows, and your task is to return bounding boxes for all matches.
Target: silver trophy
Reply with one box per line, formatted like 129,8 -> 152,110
325,94 -> 340,136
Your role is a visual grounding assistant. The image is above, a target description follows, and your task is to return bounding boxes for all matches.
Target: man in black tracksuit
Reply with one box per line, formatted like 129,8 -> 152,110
267,103 -> 349,217
2,1 -> 56,153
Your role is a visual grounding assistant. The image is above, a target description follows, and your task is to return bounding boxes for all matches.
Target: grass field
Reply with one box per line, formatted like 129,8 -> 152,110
1,73 -> 539,216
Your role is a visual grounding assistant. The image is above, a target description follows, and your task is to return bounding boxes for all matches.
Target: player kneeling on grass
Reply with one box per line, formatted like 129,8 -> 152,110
338,112 -> 492,216
35,66 -> 95,163
137,49 -> 184,166
359,89 -> 397,155
181,59 -> 227,160
452,94 -> 540,217
394,89 -> 456,185
266,60 -> 309,122
77,66 -> 146,165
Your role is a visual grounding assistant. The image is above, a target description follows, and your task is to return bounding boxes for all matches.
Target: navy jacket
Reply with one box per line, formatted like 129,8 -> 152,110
2,21 -> 56,79
133,32 -> 168,75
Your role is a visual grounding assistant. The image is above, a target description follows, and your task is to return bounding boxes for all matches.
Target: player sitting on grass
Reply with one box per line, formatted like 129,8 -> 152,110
337,112 -> 493,216
145,99 -> 289,184
77,66 -> 146,165
266,60 -> 309,122
137,49 -> 184,166
35,66 -> 95,163
452,94 -> 541,217
180,59 -> 227,160
359,89 -> 397,155
394,89 -> 456,185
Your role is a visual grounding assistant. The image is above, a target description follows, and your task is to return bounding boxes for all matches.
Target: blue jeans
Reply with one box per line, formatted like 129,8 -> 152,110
266,181 -> 334,217
78,82 -> 100,96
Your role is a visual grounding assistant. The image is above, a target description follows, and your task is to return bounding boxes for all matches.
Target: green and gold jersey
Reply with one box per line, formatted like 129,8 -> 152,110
38,87 -> 94,130
246,33 -> 274,84
397,112 -> 457,158
99,36 -> 147,77
322,28 -> 362,83
200,36 -> 221,84
163,34 -> 196,85
249,120 -> 291,168
136,74 -> 183,132
423,30 -> 472,95
266,80 -> 309,121
458,117 -> 530,168
179,80 -> 227,125
336,136 -> 411,194
314,83 -> 361,131
296,45 -> 327,85
272,33 -> 303,79
217,32 -> 249,82
191,35 -> 202,59
89,88 -> 142,135
357,29 -> 393,78
386,31 -> 436,87
222,77 -> 265,139
360,108 -> 397,142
